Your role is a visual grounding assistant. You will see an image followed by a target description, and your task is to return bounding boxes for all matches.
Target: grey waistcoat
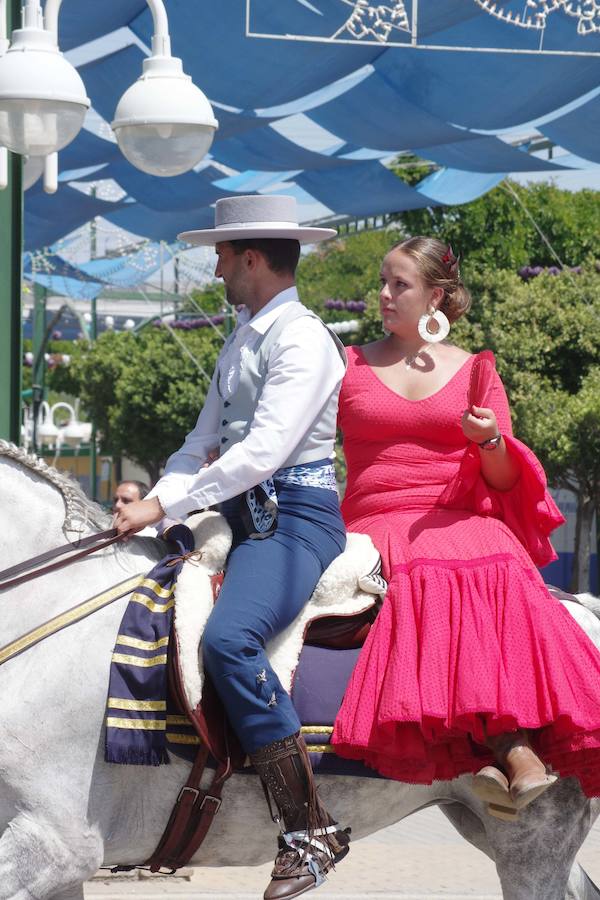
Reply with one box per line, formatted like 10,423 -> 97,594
216,302 -> 346,467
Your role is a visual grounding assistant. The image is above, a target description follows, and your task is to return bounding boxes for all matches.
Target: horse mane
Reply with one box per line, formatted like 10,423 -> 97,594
0,440 -> 112,533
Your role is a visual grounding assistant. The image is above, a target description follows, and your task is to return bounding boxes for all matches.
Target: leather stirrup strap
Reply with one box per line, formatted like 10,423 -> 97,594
145,747 -> 231,872
0,529 -> 121,591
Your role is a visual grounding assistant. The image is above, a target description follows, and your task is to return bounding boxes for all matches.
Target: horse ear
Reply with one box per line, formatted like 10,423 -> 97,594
185,511 -> 232,572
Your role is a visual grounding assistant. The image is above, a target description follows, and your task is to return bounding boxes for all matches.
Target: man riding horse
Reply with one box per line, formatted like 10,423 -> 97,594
114,194 -> 351,900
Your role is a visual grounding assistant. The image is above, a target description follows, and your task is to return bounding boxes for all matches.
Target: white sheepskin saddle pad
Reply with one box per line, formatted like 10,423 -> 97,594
173,511 -> 386,712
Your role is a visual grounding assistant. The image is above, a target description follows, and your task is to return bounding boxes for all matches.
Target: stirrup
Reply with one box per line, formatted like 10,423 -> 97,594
265,826 -> 350,899
281,824 -> 349,880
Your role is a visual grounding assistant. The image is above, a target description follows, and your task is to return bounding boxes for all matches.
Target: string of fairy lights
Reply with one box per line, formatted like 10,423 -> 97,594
473,1 -> 600,34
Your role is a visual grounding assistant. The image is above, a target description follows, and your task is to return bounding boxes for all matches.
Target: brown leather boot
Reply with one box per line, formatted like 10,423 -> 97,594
487,731 -> 557,810
250,733 -> 350,900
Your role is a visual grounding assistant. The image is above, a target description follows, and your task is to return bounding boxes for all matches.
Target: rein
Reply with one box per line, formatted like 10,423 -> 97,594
0,528 -> 122,591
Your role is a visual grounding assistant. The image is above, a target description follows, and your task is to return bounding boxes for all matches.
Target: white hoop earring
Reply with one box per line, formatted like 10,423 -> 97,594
418,308 -> 450,344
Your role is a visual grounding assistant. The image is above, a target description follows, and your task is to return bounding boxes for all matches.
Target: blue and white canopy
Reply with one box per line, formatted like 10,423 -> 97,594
25,0 -> 600,258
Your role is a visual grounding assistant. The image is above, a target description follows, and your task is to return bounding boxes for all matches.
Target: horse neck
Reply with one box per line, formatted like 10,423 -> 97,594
1,459 -> 68,566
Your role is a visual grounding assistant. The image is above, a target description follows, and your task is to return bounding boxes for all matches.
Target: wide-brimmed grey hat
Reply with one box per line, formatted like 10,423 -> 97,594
177,195 -> 336,245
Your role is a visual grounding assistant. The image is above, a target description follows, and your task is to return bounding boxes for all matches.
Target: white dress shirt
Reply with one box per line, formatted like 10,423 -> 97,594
148,287 -> 345,520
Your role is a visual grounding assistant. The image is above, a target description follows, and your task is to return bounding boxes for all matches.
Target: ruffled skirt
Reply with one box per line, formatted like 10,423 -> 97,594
332,515 -> 600,796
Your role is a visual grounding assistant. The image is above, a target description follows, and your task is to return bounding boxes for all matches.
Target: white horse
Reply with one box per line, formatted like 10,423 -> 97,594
1,441 -> 600,900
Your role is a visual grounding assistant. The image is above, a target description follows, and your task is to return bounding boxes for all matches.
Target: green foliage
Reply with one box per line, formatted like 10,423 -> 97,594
186,281 -> 226,314
390,153 -> 432,187
296,229 -> 403,317
461,265 -> 600,497
52,327 -> 221,482
398,181 -> 600,273
356,288 -> 383,345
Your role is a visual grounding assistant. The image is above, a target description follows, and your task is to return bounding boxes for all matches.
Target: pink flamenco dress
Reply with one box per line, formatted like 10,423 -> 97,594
332,346 -> 600,796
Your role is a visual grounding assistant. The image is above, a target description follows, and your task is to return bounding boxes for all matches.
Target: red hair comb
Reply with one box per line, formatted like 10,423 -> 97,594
441,244 -> 459,273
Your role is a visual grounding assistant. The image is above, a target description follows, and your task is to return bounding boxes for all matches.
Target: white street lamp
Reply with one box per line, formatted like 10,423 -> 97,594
51,400 -> 91,448
111,0 -> 218,176
0,0 -> 217,185
36,398 -> 59,447
0,1 -> 89,156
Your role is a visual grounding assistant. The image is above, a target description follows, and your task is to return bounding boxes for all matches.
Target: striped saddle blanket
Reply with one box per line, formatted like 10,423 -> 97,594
104,513 -> 385,772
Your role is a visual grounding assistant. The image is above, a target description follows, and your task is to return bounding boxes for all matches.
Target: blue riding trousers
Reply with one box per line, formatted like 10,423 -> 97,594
202,478 -> 346,754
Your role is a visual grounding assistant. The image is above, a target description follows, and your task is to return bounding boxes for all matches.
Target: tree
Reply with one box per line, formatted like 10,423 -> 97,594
397,181 -> 600,274
296,229 -> 401,316
465,265 -> 600,591
297,182 -> 600,323
52,327 -> 222,484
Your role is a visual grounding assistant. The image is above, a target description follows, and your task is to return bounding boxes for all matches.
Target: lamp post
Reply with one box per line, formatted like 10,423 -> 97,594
0,0 -> 22,445
31,279 -> 47,451
0,0 -> 218,455
89,295 -> 97,500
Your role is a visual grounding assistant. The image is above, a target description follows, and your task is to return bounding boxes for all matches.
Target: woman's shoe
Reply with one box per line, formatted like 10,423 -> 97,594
504,745 -> 558,810
472,766 -> 519,821
486,732 -> 557,812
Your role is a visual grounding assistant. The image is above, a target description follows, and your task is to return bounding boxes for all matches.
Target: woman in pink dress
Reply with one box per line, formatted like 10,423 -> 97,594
332,236 -> 600,814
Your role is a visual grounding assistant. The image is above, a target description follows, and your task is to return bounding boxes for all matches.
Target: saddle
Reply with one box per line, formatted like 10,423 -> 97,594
145,512 -> 385,873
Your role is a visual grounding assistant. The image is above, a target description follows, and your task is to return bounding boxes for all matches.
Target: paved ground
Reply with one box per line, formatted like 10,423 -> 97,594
85,806 -> 600,899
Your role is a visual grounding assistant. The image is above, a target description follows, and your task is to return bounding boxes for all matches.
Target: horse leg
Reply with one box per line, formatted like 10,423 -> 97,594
53,889 -> 86,900
565,864 -> 600,900
0,814 -> 102,900
482,779 -> 594,900
439,799 -> 494,858
49,890 -> 85,900
442,783 -> 600,900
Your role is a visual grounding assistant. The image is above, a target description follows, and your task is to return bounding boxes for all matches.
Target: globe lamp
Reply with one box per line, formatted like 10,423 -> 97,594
112,54 -> 217,177
0,5 -> 89,156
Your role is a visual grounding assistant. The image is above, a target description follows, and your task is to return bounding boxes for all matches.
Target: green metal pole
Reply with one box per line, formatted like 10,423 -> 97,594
31,283 -> 47,452
90,296 -> 98,500
0,0 -> 23,443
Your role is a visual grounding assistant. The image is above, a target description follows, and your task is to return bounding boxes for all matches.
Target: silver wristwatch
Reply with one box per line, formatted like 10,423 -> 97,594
478,434 -> 502,451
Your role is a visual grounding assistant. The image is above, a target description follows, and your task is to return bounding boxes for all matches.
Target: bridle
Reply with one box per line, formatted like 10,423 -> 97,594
0,528 -> 123,591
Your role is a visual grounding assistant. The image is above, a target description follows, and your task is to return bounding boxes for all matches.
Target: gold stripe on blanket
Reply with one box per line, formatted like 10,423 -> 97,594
139,578 -> 174,599
166,733 -> 202,745
108,698 -> 167,712
306,744 -> 335,754
106,716 -> 166,730
130,592 -> 174,613
301,726 -> 334,734
116,634 -> 170,651
111,652 -> 168,667
166,714 -> 192,725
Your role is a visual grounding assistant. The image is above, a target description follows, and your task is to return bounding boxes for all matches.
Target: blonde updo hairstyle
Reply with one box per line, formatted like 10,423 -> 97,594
390,236 -> 471,324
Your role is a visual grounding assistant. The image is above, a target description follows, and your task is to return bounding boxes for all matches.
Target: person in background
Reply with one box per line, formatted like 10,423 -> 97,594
112,480 -> 150,514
